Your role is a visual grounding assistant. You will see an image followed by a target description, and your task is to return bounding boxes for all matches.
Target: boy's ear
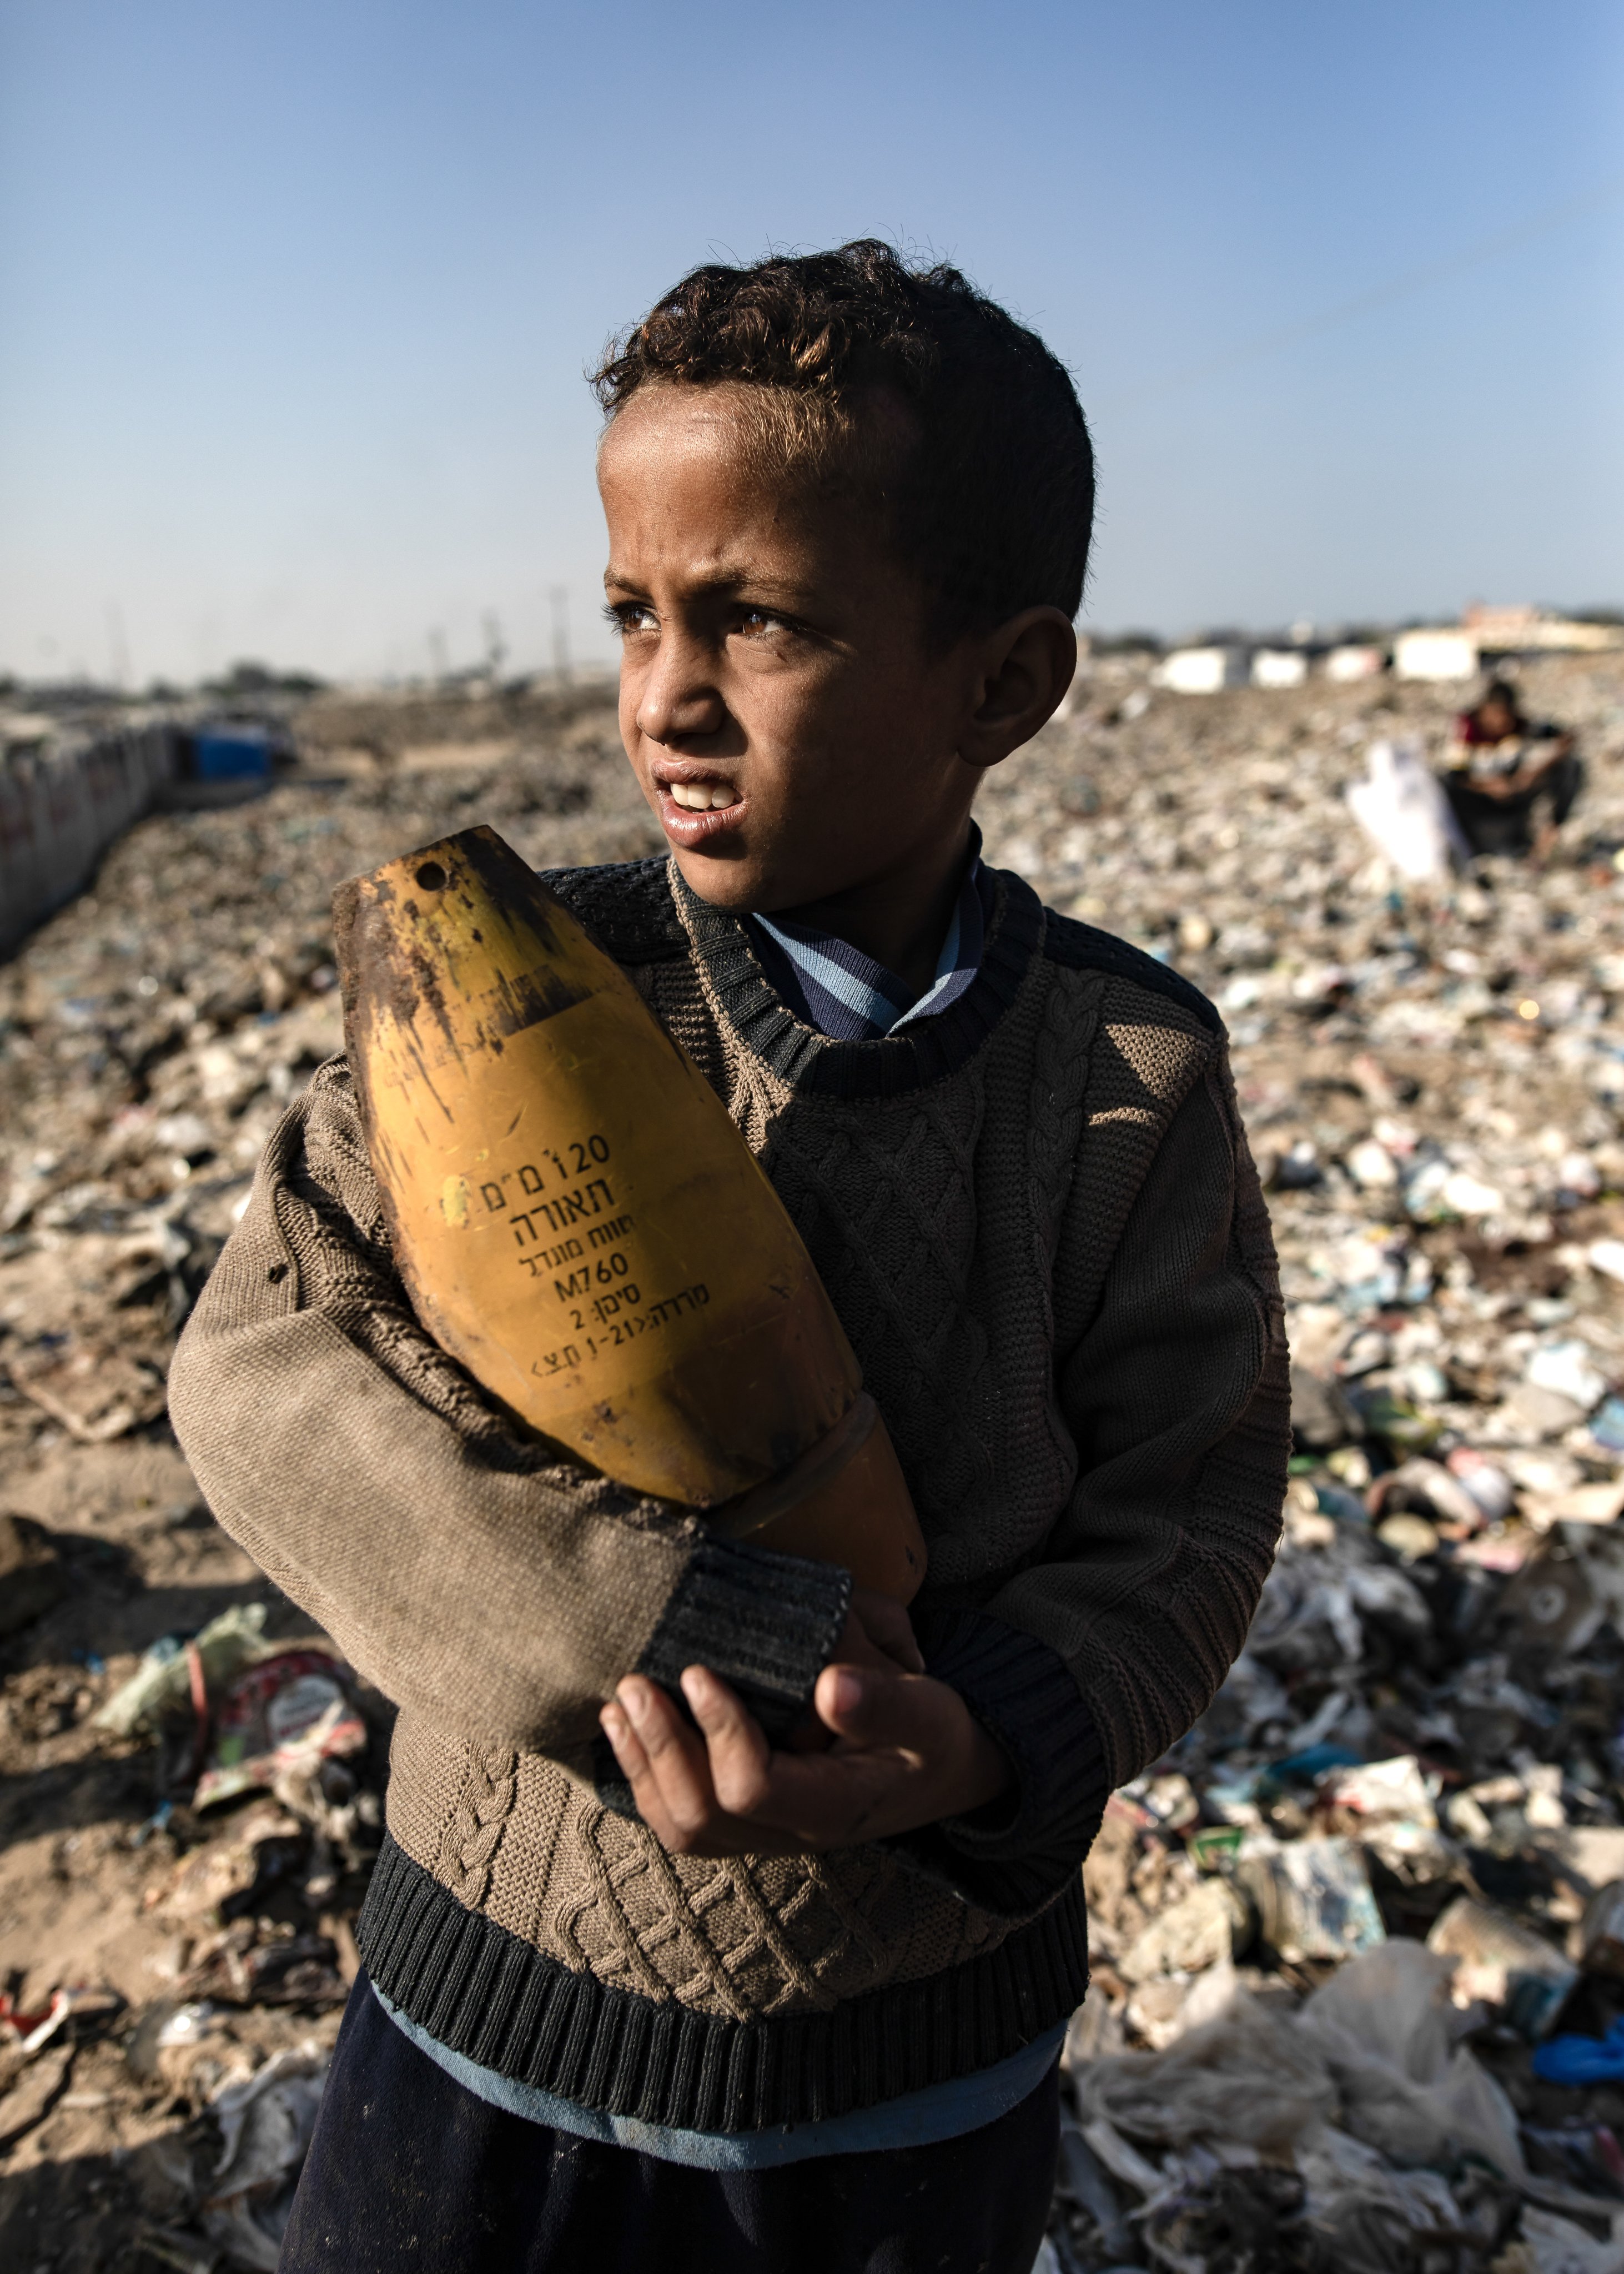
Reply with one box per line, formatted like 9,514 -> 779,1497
958,609 -> 1078,772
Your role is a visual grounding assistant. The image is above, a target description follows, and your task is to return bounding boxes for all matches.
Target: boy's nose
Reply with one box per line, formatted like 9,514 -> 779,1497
634,641 -> 727,746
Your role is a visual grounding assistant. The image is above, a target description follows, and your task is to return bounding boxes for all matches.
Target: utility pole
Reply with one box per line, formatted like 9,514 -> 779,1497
104,601 -> 131,692
550,587 -> 572,686
482,611 -> 506,682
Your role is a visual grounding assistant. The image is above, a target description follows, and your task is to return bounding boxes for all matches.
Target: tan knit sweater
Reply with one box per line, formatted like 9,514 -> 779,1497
169,853 -> 1288,2132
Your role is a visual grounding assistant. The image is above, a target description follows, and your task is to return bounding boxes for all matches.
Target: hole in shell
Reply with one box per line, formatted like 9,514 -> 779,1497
415,861 -> 448,892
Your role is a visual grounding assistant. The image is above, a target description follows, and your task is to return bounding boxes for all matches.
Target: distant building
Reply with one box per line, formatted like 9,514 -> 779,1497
1251,649 -> 1308,690
1393,611 -> 1622,682
1324,645 -> 1386,682
1464,603 -> 1623,656
1394,629 -> 1478,682
1153,646 -> 1249,695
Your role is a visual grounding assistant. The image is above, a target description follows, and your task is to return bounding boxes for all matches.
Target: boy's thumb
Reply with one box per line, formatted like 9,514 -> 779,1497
814,1663 -> 929,1749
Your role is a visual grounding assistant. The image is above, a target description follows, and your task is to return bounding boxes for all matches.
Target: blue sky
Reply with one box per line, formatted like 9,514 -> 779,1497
1,0 -> 1620,685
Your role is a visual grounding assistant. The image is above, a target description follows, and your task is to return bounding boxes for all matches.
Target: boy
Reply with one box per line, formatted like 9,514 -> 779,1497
170,240 -> 1289,2273
1443,677 -> 1581,860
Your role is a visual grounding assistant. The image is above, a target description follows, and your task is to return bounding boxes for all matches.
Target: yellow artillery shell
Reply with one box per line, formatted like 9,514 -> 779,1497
334,826 -> 925,1600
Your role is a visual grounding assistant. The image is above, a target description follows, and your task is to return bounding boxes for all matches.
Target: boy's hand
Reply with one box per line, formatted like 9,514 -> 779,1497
598,1590 -> 1010,1859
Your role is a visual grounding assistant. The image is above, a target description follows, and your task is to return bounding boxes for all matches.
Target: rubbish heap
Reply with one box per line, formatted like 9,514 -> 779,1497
0,680 -> 645,2272
4,652 -> 1624,2267
1022,648 -> 1624,2273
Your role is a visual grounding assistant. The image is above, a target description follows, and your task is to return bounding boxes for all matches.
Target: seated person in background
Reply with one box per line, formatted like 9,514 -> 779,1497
1441,677 -> 1581,859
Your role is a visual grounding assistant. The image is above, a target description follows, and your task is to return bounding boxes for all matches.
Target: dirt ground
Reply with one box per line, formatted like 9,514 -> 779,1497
4,650 -> 1624,2271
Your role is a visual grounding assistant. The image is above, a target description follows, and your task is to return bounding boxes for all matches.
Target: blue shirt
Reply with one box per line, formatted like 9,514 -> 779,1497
746,830 -> 992,1042
376,826 -> 1063,2164
378,1984 -> 1063,2171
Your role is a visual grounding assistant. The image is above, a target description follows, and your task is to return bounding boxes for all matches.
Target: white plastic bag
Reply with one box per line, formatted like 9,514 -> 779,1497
1298,1940 -> 1525,2177
1072,1984 -> 1336,2156
1345,738 -> 1469,882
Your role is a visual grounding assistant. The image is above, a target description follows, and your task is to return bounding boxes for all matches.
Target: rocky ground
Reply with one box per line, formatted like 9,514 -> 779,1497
3,652 -> 1624,2271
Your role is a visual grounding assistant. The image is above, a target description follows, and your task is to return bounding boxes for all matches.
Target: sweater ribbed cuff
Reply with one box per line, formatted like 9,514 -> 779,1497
893,1609 -> 1110,1916
641,1535 -> 852,1740
592,1534 -> 853,1811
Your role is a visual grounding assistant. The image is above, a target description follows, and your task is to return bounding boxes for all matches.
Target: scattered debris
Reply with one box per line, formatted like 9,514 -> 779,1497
195,2045 -> 328,2270
5,660 -> 1624,2266
1427,1898 -> 1580,2040
94,1602 -> 269,1738
192,1645 -> 366,1813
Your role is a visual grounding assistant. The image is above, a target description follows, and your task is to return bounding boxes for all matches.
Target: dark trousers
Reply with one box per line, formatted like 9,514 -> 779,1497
1444,753 -> 1583,856
280,1972 -> 1060,2274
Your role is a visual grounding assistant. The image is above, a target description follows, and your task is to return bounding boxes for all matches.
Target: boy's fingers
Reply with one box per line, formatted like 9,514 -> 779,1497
599,1699 -> 636,1775
813,1664 -> 946,1755
849,1588 -> 925,1674
814,1667 -> 1012,1818
616,1675 -> 722,1843
681,1665 -> 772,1816
600,1697 -> 680,1846
743,1739 -> 921,1848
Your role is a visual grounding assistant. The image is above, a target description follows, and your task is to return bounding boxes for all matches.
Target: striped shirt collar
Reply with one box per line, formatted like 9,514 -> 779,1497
745,827 -> 992,1043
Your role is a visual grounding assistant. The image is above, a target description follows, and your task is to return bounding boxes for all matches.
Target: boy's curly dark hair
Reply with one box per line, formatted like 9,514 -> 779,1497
592,240 -> 1093,647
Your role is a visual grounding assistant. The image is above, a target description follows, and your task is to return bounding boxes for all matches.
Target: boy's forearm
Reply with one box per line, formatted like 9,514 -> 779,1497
891,1051 -> 1286,1914
169,1070 -> 851,1773
989,1055 -> 1288,1798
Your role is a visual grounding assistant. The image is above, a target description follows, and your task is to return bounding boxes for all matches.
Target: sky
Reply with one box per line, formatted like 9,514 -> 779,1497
1,0 -> 1620,687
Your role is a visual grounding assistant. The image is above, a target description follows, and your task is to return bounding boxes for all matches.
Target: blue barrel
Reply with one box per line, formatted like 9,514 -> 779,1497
189,726 -> 273,781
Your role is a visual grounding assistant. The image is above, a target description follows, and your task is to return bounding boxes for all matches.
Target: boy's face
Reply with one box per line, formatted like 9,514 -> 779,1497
598,384 -> 984,916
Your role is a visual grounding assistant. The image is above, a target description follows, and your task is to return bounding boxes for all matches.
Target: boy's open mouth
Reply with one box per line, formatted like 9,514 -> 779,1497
650,765 -> 747,849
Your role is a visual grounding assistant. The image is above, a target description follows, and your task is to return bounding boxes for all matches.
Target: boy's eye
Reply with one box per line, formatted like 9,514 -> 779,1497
605,602 -> 657,637
736,606 -> 792,637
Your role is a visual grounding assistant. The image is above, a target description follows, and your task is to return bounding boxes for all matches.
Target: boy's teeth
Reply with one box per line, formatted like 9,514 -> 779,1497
669,782 -> 737,810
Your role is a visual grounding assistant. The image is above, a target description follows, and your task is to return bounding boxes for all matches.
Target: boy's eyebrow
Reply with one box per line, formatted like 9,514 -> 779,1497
602,563 -> 816,607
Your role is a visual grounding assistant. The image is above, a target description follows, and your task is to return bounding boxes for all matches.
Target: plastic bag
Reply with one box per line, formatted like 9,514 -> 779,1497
193,1645 -> 365,1810
1072,1984 -> 1337,2157
198,2045 -> 329,2272
1534,2019 -> 1624,2087
1345,737 -> 1470,882
1299,1941 -> 1524,2178
94,1602 -> 268,1738
1504,2206 -> 1624,2274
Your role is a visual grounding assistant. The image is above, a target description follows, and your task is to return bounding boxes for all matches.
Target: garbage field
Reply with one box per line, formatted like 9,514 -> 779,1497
5,650 -> 1624,2271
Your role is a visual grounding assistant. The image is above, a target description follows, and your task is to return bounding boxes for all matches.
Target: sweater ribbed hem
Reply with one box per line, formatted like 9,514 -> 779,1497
355,1835 -> 1089,2134
897,1612 -> 1112,1916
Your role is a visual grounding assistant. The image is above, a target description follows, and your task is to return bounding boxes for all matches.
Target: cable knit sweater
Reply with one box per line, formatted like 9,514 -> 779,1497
168,852 -> 1289,2134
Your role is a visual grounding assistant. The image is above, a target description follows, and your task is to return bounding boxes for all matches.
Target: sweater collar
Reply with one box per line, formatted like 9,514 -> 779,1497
744,827 -> 993,1044
670,854 -> 1044,1100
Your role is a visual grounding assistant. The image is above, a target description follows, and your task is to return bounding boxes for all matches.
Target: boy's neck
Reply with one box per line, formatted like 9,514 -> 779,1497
765,820 -> 974,999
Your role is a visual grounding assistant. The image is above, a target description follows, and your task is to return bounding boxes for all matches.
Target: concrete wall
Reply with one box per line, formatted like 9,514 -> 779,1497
0,722 -> 177,954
